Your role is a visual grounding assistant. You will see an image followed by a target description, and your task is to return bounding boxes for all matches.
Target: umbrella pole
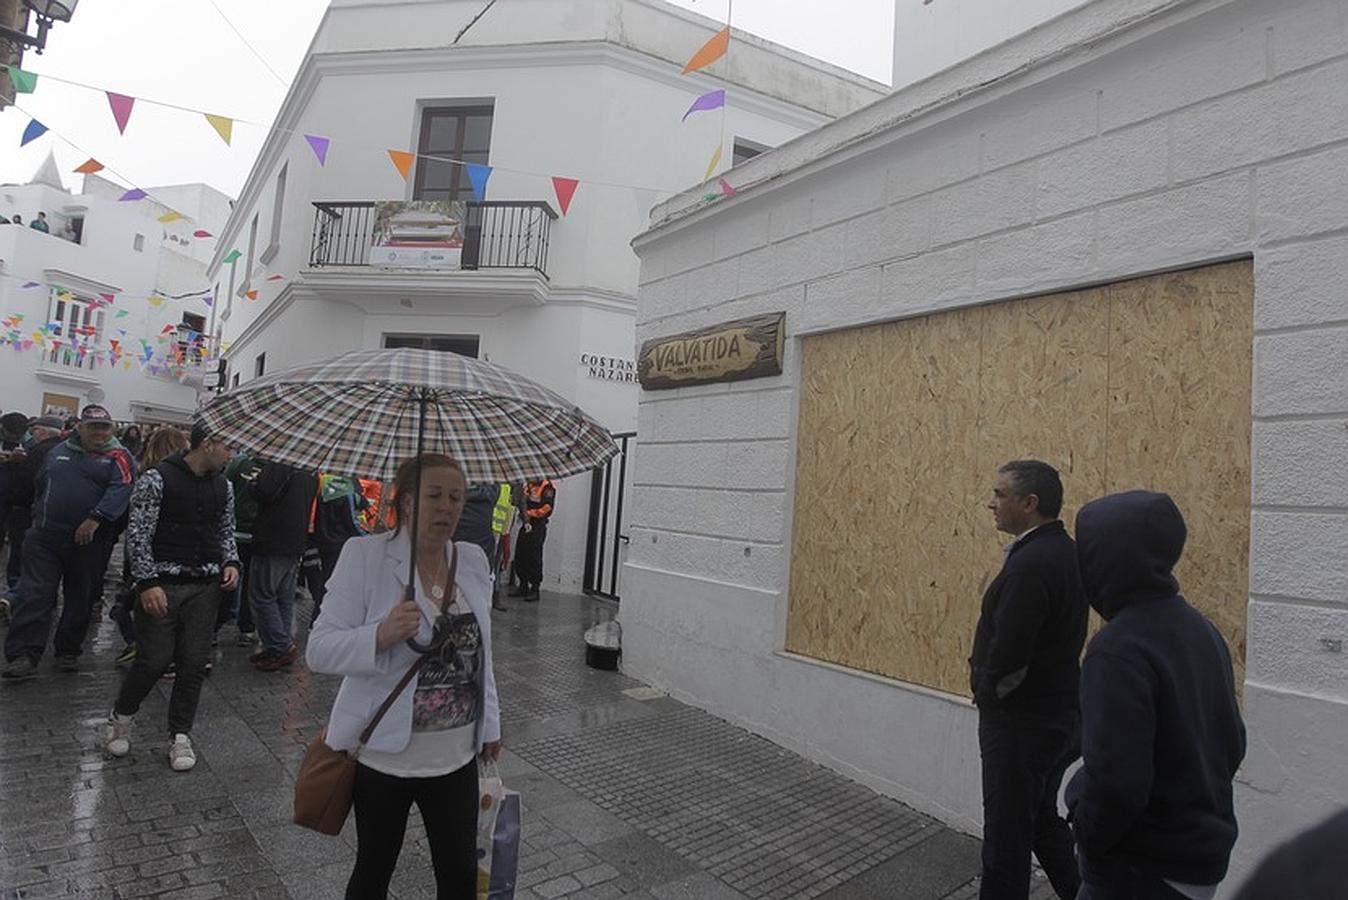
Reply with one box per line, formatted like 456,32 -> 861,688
406,388 -> 430,601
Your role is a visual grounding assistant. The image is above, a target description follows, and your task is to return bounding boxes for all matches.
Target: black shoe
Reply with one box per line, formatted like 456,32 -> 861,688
2,656 -> 38,681
55,654 -> 79,673
507,585 -> 526,598
523,589 -> 540,603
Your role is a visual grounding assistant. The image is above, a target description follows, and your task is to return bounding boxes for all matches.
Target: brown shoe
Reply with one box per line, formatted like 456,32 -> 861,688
255,644 -> 299,672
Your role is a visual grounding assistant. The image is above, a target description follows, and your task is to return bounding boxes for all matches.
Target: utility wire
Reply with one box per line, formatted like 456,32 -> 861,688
203,0 -> 292,88
454,0 -> 500,45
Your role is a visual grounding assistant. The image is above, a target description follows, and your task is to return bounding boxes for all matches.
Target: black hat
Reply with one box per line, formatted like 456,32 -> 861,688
79,404 -> 113,423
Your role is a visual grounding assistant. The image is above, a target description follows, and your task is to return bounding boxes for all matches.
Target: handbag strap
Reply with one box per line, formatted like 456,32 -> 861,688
356,545 -> 459,746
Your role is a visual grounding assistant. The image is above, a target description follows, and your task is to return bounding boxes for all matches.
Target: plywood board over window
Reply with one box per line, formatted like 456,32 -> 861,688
786,261 -> 1253,696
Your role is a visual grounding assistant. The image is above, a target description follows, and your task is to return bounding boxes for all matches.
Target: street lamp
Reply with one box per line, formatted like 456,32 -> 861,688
0,0 -> 79,55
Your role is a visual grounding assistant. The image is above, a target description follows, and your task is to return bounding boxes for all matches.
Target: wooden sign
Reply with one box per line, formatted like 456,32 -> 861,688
638,312 -> 785,390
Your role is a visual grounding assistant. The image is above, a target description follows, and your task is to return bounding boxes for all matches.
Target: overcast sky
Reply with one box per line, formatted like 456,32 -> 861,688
0,0 -> 893,199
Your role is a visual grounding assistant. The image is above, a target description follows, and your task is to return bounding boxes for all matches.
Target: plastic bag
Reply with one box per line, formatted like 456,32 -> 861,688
477,760 -> 521,899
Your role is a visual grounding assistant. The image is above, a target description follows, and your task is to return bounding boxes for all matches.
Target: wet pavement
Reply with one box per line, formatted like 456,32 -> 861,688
0,583 -> 1056,899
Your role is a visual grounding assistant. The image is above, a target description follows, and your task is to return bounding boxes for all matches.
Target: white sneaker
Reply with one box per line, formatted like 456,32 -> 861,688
105,712 -> 132,757
169,733 -> 196,772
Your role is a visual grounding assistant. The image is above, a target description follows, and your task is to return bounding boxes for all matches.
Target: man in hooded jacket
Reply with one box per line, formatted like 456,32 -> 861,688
1067,490 -> 1246,899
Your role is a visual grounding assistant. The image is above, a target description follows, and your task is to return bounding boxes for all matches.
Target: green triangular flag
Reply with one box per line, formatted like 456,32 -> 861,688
6,66 -> 37,94
223,249 -> 241,264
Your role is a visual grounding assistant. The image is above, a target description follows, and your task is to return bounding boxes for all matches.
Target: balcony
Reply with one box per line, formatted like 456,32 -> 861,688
308,200 -> 555,277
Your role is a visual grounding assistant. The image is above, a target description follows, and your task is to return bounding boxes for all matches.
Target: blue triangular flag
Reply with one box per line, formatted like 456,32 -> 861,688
466,163 -> 492,201
21,118 -> 47,146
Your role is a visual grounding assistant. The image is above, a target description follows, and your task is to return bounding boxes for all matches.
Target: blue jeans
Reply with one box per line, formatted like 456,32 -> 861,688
249,553 -> 298,652
4,526 -> 113,662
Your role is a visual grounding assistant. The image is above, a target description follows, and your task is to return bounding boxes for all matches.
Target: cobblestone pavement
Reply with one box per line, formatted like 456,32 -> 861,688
0,585 -> 1059,899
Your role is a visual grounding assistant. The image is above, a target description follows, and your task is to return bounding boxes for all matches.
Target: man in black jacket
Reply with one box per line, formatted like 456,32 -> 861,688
1068,491 -> 1246,899
0,417 -> 62,604
247,461 -> 317,671
103,424 -> 239,772
969,460 -> 1087,900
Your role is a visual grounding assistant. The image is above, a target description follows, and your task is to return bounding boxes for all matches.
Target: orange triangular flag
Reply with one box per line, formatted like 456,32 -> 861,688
682,26 -> 730,75
205,114 -> 233,145
387,150 -> 415,181
245,290 -> 258,300
552,177 -> 579,216
74,158 -> 104,174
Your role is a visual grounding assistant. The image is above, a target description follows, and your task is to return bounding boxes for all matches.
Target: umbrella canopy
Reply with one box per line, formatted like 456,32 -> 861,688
196,347 -> 618,483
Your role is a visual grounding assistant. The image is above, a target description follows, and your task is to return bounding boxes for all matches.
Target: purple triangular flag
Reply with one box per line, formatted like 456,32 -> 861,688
21,281 -> 40,289
21,118 -> 47,146
304,134 -> 330,166
466,164 -> 492,201
682,89 -> 726,121
119,188 -> 147,202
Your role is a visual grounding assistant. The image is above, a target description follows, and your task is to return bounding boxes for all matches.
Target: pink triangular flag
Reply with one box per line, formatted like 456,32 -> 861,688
552,177 -> 579,216
106,92 -> 135,134
304,134 -> 330,166
266,274 -> 285,281
193,229 -> 213,238
718,177 -> 737,197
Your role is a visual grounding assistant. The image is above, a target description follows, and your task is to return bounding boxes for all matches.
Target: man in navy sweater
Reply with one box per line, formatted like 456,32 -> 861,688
970,460 -> 1087,900
1068,491 -> 1246,899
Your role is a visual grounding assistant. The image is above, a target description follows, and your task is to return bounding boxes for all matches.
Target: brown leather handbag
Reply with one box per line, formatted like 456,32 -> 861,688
294,549 -> 459,835
292,655 -> 426,835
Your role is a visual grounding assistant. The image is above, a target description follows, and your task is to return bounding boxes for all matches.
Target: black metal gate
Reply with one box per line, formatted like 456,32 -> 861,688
583,432 -> 634,600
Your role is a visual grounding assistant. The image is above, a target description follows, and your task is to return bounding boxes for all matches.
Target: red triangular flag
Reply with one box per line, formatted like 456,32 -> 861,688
552,177 -> 579,216
106,92 -> 135,134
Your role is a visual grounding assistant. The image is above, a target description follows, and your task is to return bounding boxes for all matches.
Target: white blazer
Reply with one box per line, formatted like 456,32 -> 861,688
306,531 -> 501,755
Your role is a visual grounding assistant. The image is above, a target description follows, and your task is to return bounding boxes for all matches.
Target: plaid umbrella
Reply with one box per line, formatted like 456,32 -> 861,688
196,347 -> 618,483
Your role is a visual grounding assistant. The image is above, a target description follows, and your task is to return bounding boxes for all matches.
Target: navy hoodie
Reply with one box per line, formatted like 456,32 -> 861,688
1065,491 -> 1246,885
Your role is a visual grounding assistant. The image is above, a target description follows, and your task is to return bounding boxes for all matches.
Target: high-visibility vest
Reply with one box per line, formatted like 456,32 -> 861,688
492,484 -> 513,534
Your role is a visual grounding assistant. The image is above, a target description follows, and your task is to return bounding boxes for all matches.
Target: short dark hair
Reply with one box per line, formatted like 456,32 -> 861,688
189,423 -> 211,450
998,460 -> 1064,519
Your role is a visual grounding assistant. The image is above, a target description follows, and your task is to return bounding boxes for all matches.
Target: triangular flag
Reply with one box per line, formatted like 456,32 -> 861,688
193,229 -> 213,238
682,26 -> 730,75
466,164 -> 492,201
202,296 -> 213,307
204,114 -> 233,145
20,281 -> 40,289
119,189 -> 146,202
7,67 -> 38,94
20,119 -> 47,146
703,145 -> 723,183
387,149 -> 415,181
74,158 -> 104,174
115,310 -> 130,319
99,292 -> 116,305
223,249 -> 241,264
266,274 -> 285,281
148,296 -> 164,307
158,211 -> 184,223
552,177 -> 579,216
682,89 -> 726,121
245,290 -> 258,300
718,176 -> 737,197
106,91 -> 135,134
304,134 -> 330,166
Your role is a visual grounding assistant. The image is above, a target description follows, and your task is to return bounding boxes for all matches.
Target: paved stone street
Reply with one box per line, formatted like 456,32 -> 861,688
0,586 -> 1057,899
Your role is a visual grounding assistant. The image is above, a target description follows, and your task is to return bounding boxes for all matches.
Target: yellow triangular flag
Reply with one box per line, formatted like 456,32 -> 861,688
703,145 -> 723,183
205,114 -> 233,145
158,211 -> 184,223
387,150 -> 416,181
147,295 -> 164,307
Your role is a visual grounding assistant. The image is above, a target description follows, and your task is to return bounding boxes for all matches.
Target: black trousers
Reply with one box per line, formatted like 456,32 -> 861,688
1076,857 -> 1191,900
4,527 -> 113,662
113,580 -> 220,735
4,504 -> 30,590
348,760 -> 478,900
513,520 -> 546,589
978,707 -> 1082,900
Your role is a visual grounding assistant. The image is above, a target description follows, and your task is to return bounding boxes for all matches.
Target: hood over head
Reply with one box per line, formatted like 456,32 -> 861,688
1075,490 -> 1186,619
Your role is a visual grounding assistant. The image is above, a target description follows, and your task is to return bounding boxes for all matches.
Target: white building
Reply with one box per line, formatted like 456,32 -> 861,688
627,0 -> 1348,891
0,156 -> 230,424
210,0 -> 885,591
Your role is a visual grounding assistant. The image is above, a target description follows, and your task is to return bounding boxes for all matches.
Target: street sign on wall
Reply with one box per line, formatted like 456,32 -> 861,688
637,312 -> 785,390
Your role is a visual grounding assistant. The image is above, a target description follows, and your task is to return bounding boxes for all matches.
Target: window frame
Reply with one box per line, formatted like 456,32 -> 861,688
412,102 -> 495,202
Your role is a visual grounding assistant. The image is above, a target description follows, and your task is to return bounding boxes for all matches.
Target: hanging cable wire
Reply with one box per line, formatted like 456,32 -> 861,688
203,0 -> 292,88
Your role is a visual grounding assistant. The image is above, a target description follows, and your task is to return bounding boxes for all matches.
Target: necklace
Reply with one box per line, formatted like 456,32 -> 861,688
430,584 -> 445,600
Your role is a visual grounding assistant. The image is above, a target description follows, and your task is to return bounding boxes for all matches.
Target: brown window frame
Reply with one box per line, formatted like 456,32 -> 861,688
413,103 -> 494,202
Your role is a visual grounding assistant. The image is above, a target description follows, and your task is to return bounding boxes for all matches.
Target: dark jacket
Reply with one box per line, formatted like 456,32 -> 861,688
33,436 -> 135,533
453,483 -> 497,560
1065,491 -> 1246,886
969,520 -> 1088,712
225,454 -> 263,540
6,434 -> 61,510
1232,808 -> 1348,900
250,462 -> 317,558
126,453 -> 240,592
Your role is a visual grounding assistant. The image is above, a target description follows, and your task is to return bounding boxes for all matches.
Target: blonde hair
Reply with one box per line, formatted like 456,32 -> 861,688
140,428 -> 189,470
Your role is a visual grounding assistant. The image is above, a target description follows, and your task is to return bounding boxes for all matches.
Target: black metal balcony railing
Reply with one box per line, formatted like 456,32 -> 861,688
308,200 -> 555,276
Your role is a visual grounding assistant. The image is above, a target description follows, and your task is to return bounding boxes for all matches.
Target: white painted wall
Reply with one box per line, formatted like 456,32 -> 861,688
211,0 -> 883,590
629,0 -> 1348,890
0,178 -> 228,423
893,0 -> 1093,90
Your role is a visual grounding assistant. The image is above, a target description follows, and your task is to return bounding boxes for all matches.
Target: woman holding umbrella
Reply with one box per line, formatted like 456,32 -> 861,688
306,452 -> 502,899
